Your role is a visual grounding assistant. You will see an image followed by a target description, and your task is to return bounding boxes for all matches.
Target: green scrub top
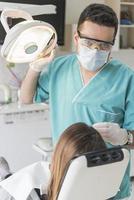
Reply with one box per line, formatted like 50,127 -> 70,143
35,54 -> 134,199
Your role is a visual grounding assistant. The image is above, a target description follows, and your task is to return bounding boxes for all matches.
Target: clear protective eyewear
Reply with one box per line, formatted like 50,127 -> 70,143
78,30 -> 114,51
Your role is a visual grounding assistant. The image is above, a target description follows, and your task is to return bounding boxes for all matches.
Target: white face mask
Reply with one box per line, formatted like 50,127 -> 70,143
77,45 -> 110,72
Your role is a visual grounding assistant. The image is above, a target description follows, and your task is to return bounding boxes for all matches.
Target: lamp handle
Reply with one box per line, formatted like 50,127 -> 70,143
0,9 -> 33,33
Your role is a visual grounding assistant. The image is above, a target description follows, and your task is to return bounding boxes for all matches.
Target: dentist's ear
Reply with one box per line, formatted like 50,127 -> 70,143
73,31 -> 79,51
73,31 -> 79,44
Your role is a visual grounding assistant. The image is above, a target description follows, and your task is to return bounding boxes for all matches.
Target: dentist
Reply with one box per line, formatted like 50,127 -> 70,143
20,4 -> 134,199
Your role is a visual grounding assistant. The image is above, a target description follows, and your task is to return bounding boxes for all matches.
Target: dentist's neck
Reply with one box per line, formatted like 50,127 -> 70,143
80,66 -> 97,85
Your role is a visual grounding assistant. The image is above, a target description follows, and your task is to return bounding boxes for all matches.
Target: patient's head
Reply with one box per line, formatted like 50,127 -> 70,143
47,122 -> 106,200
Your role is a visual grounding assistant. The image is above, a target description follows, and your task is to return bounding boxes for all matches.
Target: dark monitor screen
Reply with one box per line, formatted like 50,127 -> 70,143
0,0 -> 66,45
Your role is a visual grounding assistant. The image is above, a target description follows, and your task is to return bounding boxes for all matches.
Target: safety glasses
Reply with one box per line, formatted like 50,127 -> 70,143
77,30 -> 114,51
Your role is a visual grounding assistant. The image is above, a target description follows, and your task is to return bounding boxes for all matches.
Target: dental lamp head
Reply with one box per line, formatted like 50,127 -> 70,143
0,9 -> 57,63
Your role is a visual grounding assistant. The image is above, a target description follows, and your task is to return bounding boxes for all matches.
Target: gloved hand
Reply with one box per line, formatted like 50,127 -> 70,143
93,122 -> 128,145
29,49 -> 55,72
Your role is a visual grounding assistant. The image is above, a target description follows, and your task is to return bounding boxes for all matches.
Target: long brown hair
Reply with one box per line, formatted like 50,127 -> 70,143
47,122 -> 106,200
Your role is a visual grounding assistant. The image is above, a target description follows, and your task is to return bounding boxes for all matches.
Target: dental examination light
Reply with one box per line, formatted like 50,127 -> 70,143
0,9 -> 57,63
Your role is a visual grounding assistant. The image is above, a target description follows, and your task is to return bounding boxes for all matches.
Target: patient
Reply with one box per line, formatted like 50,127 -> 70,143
0,123 -> 106,200
44,122 -> 106,200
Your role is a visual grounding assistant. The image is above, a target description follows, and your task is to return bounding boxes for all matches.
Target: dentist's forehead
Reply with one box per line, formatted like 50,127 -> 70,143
79,21 -> 115,42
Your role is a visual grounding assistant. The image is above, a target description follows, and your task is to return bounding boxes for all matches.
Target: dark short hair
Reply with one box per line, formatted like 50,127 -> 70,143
77,3 -> 118,41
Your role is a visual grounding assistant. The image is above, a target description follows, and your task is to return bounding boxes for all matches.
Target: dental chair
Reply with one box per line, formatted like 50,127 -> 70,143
33,139 -> 129,200
0,146 -> 129,200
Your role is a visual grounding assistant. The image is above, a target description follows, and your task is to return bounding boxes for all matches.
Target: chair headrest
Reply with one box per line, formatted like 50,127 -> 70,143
57,147 -> 130,200
74,146 -> 125,167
